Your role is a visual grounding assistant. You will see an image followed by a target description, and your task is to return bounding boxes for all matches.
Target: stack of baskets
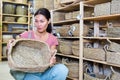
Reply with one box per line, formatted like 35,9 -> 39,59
8,39 -> 52,72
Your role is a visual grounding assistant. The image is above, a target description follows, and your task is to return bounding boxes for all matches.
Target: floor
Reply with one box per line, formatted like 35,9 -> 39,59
0,61 -> 14,80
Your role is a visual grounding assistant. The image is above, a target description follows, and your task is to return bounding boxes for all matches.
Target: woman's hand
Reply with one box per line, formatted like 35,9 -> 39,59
6,39 -> 15,56
49,49 -> 57,66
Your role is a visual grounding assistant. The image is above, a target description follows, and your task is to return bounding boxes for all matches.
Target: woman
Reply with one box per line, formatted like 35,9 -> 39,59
8,8 -> 68,80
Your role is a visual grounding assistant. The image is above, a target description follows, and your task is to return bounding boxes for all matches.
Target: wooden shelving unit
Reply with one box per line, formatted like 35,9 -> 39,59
0,0 -> 31,61
52,0 -> 120,80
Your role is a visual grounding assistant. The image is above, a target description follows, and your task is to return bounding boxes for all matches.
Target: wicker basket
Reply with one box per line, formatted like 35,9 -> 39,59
84,73 -> 109,80
83,48 -> 106,61
107,27 -> 120,37
16,5 -> 28,15
110,66 -> 120,80
3,3 -> 15,14
72,40 -> 79,56
62,58 -> 79,78
8,39 -> 52,72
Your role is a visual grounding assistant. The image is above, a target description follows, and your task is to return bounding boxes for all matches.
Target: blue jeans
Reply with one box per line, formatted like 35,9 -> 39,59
23,64 -> 68,80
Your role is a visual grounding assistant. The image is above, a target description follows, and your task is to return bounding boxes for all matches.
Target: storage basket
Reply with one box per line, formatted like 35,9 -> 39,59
3,3 -> 15,14
94,2 -> 110,16
8,39 -> 52,72
59,40 -> 72,55
17,17 -> 27,23
16,5 -> 28,15
110,66 -> 120,80
84,73 -> 109,80
107,27 -> 120,37
107,41 -> 120,52
71,23 -> 79,37
72,40 -> 79,56
62,58 -> 79,78
60,0 -> 80,7
104,44 -> 120,65
83,48 -> 105,61
56,26 -> 70,37
4,17 -> 15,22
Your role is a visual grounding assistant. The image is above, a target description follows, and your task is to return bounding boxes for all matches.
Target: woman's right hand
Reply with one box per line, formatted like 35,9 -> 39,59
6,39 -> 15,56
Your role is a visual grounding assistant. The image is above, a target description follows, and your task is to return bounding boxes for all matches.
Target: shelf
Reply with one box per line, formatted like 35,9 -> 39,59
84,14 -> 120,21
2,21 -> 28,25
57,53 -> 79,59
83,58 -> 120,68
53,3 -> 79,12
58,37 -> 79,39
53,19 -> 79,25
83,37 -> 120,40
2,31 -> 24,34
84,0 -> 111,5
3,14 -> 28,17
2,1 -> 28,6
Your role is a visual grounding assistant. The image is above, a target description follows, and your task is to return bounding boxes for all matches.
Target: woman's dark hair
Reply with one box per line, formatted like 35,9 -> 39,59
34,8 -> 52,33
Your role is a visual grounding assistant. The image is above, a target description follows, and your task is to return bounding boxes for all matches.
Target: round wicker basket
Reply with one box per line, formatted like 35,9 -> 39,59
8,39 -> 51,72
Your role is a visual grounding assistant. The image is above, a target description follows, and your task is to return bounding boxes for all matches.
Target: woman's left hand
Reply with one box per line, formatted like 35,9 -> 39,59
50,49 -> 57,66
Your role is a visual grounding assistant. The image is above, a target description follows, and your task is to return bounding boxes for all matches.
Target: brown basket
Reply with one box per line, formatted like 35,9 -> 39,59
8,39 -> 52,72
83,48 -> 105,61
62,58 -> 79,78
107,27 -> 120,37
84,73 -> 109,80
4,17 -> 15,22
72,40 -> 79,56
16,5 -> 28,15
110,66 -> 120,80
106,51 -> 120,65
59,40 -> 72,55
60,0 -> 80,7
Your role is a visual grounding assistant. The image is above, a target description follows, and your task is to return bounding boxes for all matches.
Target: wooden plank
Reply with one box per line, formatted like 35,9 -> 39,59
84,14 -> 120,21
84,0 -> 111,5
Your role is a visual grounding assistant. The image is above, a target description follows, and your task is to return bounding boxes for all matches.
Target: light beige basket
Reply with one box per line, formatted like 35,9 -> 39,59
83,48 -> 106,61
110,66 -> 120,80
59,40 -> 72,55
72,40 -> 79,56
8,39 -> 52,72
62,58 -> 79,78
84,73 -> 109,80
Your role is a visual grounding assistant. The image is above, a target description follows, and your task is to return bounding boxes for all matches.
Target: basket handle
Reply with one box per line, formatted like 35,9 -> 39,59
51,49 -> 57,58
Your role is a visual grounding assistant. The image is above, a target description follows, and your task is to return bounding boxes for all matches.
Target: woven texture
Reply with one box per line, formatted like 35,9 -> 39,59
83,48 -> 105,61
84,73 -> 108,80
8,39 -> 51,72
110,67 -> 120,80
107,27 -> 120,37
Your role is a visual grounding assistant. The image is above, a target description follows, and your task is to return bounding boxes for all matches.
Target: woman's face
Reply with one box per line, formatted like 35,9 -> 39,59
34,14 -> 49,33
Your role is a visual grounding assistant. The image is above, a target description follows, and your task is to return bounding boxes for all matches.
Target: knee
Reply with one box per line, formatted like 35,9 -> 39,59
53,63 -> 69,75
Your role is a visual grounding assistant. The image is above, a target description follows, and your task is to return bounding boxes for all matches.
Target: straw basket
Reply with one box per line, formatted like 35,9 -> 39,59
83,48 -> 105,61
16,5 -> 28,15
62,58 -> 79,78
8,39 -> 52,72
84,73 -> 109,80
110,66 -> 120,80
72,40 -> 79,56
3,3 -> 15,14
59,40 -> 72,55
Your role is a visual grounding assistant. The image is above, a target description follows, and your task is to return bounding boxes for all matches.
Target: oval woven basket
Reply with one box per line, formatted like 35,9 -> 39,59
8,39 -> 51,72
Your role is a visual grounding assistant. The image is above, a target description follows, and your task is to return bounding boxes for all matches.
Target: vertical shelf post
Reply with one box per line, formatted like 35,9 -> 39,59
79,1 -> 84,80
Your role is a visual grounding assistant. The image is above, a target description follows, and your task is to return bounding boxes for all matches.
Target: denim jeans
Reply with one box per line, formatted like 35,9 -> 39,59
24,63 -> 68,80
